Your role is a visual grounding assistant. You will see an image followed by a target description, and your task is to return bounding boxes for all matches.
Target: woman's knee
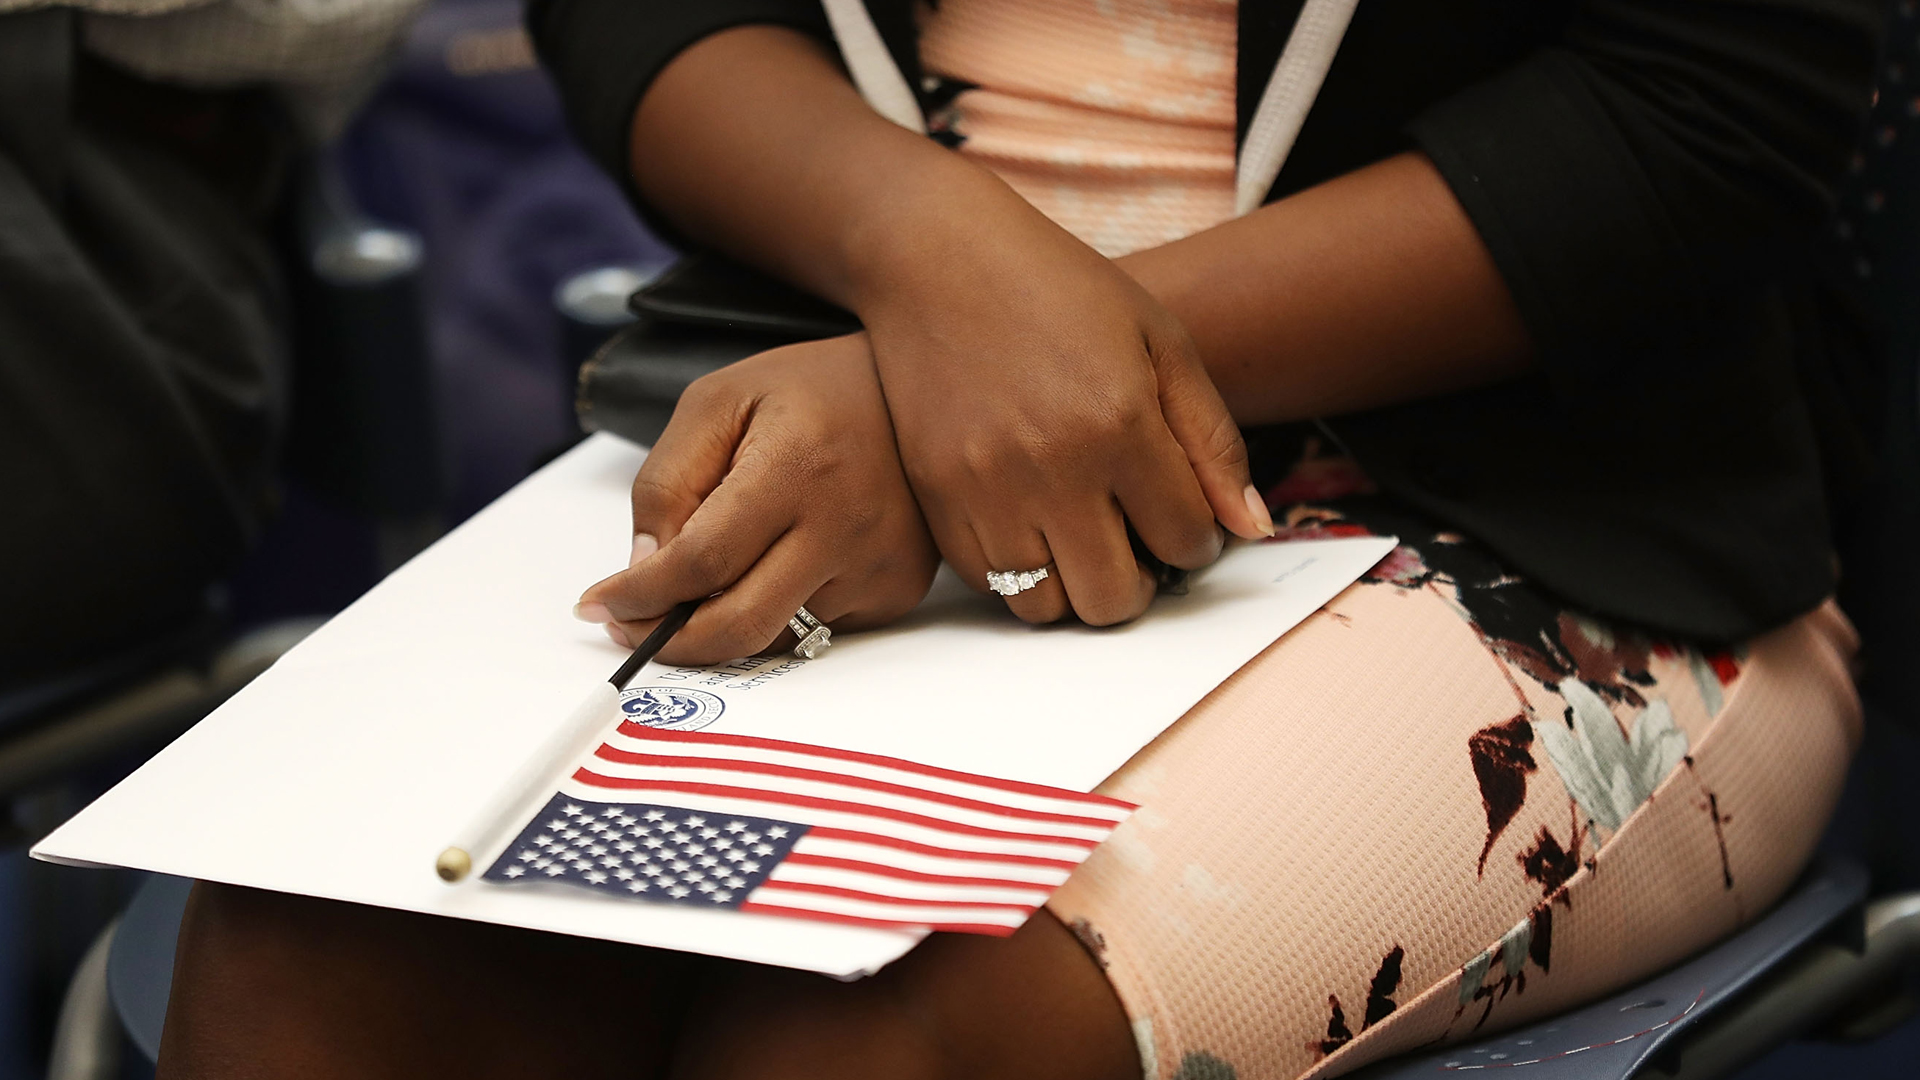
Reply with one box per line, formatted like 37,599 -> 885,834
160,884 -> 700,1079
671,912 -> 1139,1080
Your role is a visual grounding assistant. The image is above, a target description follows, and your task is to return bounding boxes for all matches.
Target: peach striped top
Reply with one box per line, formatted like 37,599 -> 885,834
916,0 -> 1239,257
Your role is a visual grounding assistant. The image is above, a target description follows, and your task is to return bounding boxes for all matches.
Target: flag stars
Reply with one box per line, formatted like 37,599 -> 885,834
493,798 -> 822,917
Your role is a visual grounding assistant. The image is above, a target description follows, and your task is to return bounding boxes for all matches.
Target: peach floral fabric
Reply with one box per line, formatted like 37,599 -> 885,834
917,0 -> 1239,256
1044,492 -> 1858,1080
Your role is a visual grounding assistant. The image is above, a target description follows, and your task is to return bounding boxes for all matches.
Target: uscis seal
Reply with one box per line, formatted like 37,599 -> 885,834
619,686 -> 725,731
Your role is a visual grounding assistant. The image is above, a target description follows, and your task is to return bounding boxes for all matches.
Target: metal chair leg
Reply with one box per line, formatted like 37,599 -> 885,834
46,917 -> 120,1080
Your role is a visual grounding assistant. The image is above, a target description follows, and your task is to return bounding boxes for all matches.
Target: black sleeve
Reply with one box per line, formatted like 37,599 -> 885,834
1406,0 -> 1885,397
524,0 -> 833,237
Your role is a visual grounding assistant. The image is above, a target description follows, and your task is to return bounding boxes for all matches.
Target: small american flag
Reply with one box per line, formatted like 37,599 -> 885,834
483,722 -> 1134,935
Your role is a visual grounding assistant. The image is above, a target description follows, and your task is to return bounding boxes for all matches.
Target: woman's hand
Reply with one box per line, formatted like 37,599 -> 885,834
621,25 -> 1271,631
849,176 -> 1273,627
572,334 -> 940,667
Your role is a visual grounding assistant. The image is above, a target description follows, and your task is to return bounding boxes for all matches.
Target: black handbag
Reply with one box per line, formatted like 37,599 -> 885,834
575,254 -> 860,446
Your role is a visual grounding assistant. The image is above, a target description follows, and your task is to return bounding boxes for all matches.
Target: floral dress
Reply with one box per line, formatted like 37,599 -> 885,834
1041,426 -> 1858,1079
1036,424 -> 1858,1068
916,2 -> 1862,1077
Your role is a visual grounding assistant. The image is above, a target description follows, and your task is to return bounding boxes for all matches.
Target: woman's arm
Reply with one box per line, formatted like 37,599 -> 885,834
634,28 -> 1534,430
625,25 -> 993,312
1120,152 -> 1533,427
617,24 -> 1274,634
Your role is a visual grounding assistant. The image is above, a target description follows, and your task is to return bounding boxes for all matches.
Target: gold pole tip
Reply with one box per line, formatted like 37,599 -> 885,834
435,848 -> 471,882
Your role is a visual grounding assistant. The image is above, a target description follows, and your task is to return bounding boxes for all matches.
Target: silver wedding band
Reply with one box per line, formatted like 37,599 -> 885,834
788,606 -> 831,658
986,567 -> 1050,597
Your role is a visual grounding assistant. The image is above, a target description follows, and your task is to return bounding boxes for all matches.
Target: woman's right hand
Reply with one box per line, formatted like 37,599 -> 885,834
573,334 -> 941,667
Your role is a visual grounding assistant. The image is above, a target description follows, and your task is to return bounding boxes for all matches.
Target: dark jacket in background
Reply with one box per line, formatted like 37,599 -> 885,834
525,0 -> 1887,643
0,10 -> 289,681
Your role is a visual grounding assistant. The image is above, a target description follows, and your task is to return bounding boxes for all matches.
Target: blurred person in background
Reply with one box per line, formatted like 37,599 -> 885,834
0,0 -> 423,689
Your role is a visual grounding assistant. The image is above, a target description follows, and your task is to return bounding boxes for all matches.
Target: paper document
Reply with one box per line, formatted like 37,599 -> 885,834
33,434 -> 1393,977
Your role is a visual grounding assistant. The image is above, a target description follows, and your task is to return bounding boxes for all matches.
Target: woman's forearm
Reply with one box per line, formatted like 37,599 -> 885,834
634,28 -> 1531,428
629,24 -> 1034,312
1119,152 -> 1533,426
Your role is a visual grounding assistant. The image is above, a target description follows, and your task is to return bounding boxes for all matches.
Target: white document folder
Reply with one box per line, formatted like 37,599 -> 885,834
32,434 -> 1393,977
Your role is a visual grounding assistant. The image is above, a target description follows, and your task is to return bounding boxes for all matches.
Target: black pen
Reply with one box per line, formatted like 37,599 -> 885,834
436,599 -> 703,882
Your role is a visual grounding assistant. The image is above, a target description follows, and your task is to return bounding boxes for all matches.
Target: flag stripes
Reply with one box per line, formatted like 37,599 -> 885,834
487,726 -> 1133,937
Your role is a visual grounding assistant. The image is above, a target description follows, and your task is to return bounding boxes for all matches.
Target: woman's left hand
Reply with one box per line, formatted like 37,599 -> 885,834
572,334 -> 941,667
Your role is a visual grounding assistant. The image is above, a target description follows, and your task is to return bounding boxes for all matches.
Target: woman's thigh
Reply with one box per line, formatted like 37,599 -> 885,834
155,882 -> 1137,1080
1047,543 -> 1860,1080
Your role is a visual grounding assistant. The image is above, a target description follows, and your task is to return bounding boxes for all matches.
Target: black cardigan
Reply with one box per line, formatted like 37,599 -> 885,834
527,0 -> 1887,643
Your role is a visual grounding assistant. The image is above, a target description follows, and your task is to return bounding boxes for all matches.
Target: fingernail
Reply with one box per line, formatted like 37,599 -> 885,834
1243,484 -> 1275,538
604,622 -> 632,648
630,533 -> 658,567
574,601 -> 612,624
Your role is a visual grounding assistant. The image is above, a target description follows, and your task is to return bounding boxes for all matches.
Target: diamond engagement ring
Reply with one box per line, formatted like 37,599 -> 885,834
787,606 -> 831,658
986,567 -> 1050,597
